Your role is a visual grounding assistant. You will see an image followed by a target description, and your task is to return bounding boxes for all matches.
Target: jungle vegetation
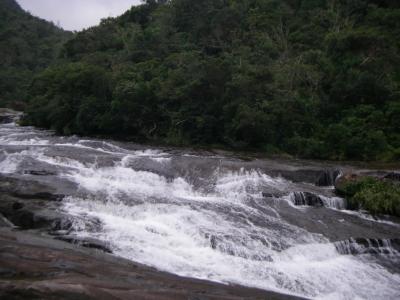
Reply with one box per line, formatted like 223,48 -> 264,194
10,0 -> 400,161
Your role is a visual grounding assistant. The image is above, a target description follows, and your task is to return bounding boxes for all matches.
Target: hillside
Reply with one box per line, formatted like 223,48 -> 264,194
24,0 -> 400,161
0,0 -> 72,108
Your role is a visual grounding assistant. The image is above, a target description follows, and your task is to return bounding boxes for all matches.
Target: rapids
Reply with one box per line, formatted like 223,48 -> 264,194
0,116 -> 399,300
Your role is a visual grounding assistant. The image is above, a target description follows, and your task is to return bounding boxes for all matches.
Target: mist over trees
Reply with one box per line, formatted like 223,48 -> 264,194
11,0 -> 400,161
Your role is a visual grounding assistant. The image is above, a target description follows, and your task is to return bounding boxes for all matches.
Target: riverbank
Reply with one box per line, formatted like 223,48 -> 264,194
5,108 -> 400,171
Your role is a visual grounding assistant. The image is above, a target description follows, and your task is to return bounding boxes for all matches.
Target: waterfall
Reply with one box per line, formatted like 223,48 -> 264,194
316,169 -> 342,186
289,192 -> 346,209
335,238 -> 400,256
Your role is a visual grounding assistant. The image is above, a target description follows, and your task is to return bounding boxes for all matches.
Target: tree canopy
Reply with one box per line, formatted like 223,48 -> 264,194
21,0 -> 400,161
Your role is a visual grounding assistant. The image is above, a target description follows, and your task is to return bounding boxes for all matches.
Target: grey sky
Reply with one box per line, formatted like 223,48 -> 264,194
16,0 -> 142,31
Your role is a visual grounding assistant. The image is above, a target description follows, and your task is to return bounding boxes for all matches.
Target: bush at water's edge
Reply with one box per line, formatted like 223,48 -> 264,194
335,175 -> 400,217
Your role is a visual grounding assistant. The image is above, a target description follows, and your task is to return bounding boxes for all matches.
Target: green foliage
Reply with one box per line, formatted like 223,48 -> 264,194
0,0 -> 71,108
25,63 -> 112,135
21,0 -> 400,161
339,177 -> 400,216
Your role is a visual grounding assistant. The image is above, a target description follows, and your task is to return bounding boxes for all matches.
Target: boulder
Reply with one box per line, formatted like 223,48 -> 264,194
334,173 -> 360,196
0,193 -> 70,231
3,208 -> 67,230
0,175 -> 64,202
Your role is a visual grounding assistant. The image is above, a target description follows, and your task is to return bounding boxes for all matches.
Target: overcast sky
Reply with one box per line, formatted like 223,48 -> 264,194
17,0 -> 142,31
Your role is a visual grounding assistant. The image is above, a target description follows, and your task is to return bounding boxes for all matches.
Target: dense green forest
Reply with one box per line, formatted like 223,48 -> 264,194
0,0 -> 71,108
21,0 -> 400,161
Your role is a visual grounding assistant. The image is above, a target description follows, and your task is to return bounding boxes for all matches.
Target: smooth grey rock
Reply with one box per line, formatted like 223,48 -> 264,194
55,236 -> 112,253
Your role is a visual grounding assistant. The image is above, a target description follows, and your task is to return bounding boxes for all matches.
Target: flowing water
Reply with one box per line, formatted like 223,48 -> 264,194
0,117 -> 399,299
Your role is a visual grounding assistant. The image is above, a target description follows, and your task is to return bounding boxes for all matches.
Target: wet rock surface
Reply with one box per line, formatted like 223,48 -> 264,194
0,192 -> 67,231
55,235 -> 113,253
23,170 -> 57,176
0,175 -> 66,201
275,194 -> 400,243
0,228 -> 303,300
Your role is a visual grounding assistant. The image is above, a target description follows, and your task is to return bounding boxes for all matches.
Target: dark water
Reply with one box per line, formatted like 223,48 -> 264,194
0,117 -> 399,299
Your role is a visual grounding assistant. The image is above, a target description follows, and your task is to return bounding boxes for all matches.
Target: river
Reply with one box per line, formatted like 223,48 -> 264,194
0,113 -> 399,299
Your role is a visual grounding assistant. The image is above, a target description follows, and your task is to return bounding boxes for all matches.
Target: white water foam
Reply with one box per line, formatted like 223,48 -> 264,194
0,136 -> 50,146
286,192 -> 346,210
59,156 -> 400,300
63,195 -> 400,299
215,168 -> 288,200
320,195 -> 347,210
0,151 -> 20,173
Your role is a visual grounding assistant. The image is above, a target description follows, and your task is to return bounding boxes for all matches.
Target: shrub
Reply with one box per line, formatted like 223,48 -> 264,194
339,177 -> 400,216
